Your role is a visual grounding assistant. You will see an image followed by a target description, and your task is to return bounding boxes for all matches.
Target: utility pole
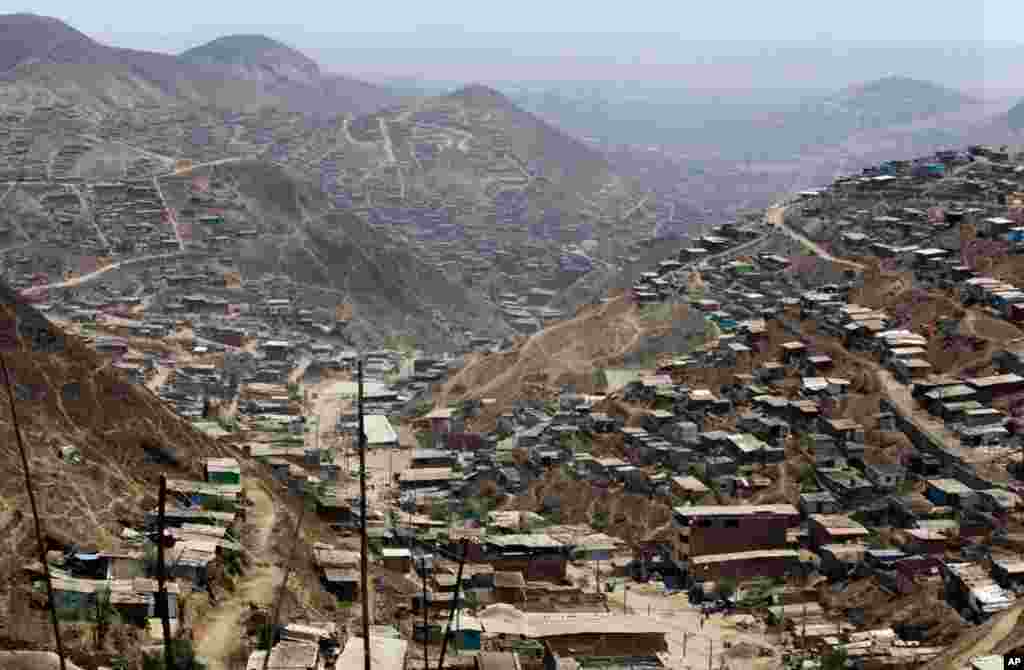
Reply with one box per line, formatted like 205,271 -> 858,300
437,539 -> 469,670
802,602 -> 807,650
682,632 -> 692,658
2,354 -> 67,670
422,560 -> 429,670
358,358 -> 372,670
707,639 -> 713,670
156,476 -> 173,670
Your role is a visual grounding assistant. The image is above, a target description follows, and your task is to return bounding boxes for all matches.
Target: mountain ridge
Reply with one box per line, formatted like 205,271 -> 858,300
180,34 -> 322,88
0,13 -> 404,116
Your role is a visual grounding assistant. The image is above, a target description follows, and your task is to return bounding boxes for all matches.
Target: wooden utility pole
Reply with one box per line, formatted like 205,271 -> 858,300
802,602 -> 807,650
437,539 -> 469,670
156,475 -> 173,670
422,561 -> 429,670
358,358 -> 372,670
1,353 -> 67,670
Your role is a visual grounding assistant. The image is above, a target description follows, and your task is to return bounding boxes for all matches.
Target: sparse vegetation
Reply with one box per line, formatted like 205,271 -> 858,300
715,577 -> 737,601
797,464 -> 818,492
90,585 -> 119,649
820,647 -> 849,670
639,302 -> 674,322
415,430 -> 433,449
142,639 -> 208,670
560,431 -> 592,454
410,401 -> 434,418
383,334 -> 417,354
430,499 -> 450,522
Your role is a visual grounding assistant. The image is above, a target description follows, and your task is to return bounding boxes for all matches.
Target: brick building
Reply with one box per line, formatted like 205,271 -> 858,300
672,504 -> 800,560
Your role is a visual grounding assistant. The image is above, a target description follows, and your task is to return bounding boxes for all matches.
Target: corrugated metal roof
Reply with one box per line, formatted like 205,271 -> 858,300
486,533 -> 568,549
673,504 -> 798,518
363,414 -> 398,445
690,549 -> 800,565
476,606 -> 671,638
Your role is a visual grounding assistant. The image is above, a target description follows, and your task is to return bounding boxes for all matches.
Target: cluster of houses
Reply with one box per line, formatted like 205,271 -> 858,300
239,141 -> 1024,666
22,456 -> 246,641
0,94 -> 669,352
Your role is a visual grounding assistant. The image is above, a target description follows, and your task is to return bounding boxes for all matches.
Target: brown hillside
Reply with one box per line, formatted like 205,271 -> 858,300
436,295 -> 665,430
0,279 -> 225,632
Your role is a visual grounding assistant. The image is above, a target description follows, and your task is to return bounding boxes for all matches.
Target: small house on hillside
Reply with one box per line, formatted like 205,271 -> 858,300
205,458 -> 241,485
312,544 -> 360,601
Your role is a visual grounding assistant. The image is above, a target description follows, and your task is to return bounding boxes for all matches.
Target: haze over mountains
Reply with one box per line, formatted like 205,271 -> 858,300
0,13 -> 404,116
0,12 -> 1023,340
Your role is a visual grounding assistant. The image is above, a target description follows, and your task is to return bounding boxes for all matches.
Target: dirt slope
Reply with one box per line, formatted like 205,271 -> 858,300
436,294 -> 670,430
0,279 -> 226,642
194,481 -> 279,670
920,600 -> 1024,669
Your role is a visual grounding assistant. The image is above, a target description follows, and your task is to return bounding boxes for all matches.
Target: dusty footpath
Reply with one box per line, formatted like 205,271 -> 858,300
194,480 -> 281,670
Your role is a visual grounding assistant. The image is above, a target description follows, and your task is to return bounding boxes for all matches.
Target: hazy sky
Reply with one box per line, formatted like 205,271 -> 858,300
13,1 -> 1023,91
22,0 -> 1013,43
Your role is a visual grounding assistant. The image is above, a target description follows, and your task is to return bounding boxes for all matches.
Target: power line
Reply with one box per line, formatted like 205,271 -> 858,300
1,352 -> 67,670
358,359 -> 372,670
155,476 -> 173,670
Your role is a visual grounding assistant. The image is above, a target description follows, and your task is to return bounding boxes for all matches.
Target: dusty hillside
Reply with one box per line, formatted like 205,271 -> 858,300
920,600 -> 1024,670
850,266 -> 1024,374
0,279 -> 225,636
819,577 -> 966,647
506,467 -> 675,545
445,84 -> 612,194
218,160 -> 510,352
436,294 -> 690,430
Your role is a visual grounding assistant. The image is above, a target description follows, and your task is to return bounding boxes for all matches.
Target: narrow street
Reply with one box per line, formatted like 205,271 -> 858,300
70,183 -> 111,252
304,374 -> 412,507
194,481 -> 280,670
24,251 -> 187,292
766,204 -> 865,270
152,175 -> 184,250
571,568 -> 781,670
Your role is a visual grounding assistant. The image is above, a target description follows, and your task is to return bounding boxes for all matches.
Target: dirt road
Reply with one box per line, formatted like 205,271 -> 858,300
305,375 -> 410,506
766,204 -> 865,271
601,578 -> 780,670
194,481 -> 280,670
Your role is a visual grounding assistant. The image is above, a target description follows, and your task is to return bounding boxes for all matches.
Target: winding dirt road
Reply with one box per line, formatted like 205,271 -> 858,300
194,481 -> 280,670
766,203 -> 865,270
